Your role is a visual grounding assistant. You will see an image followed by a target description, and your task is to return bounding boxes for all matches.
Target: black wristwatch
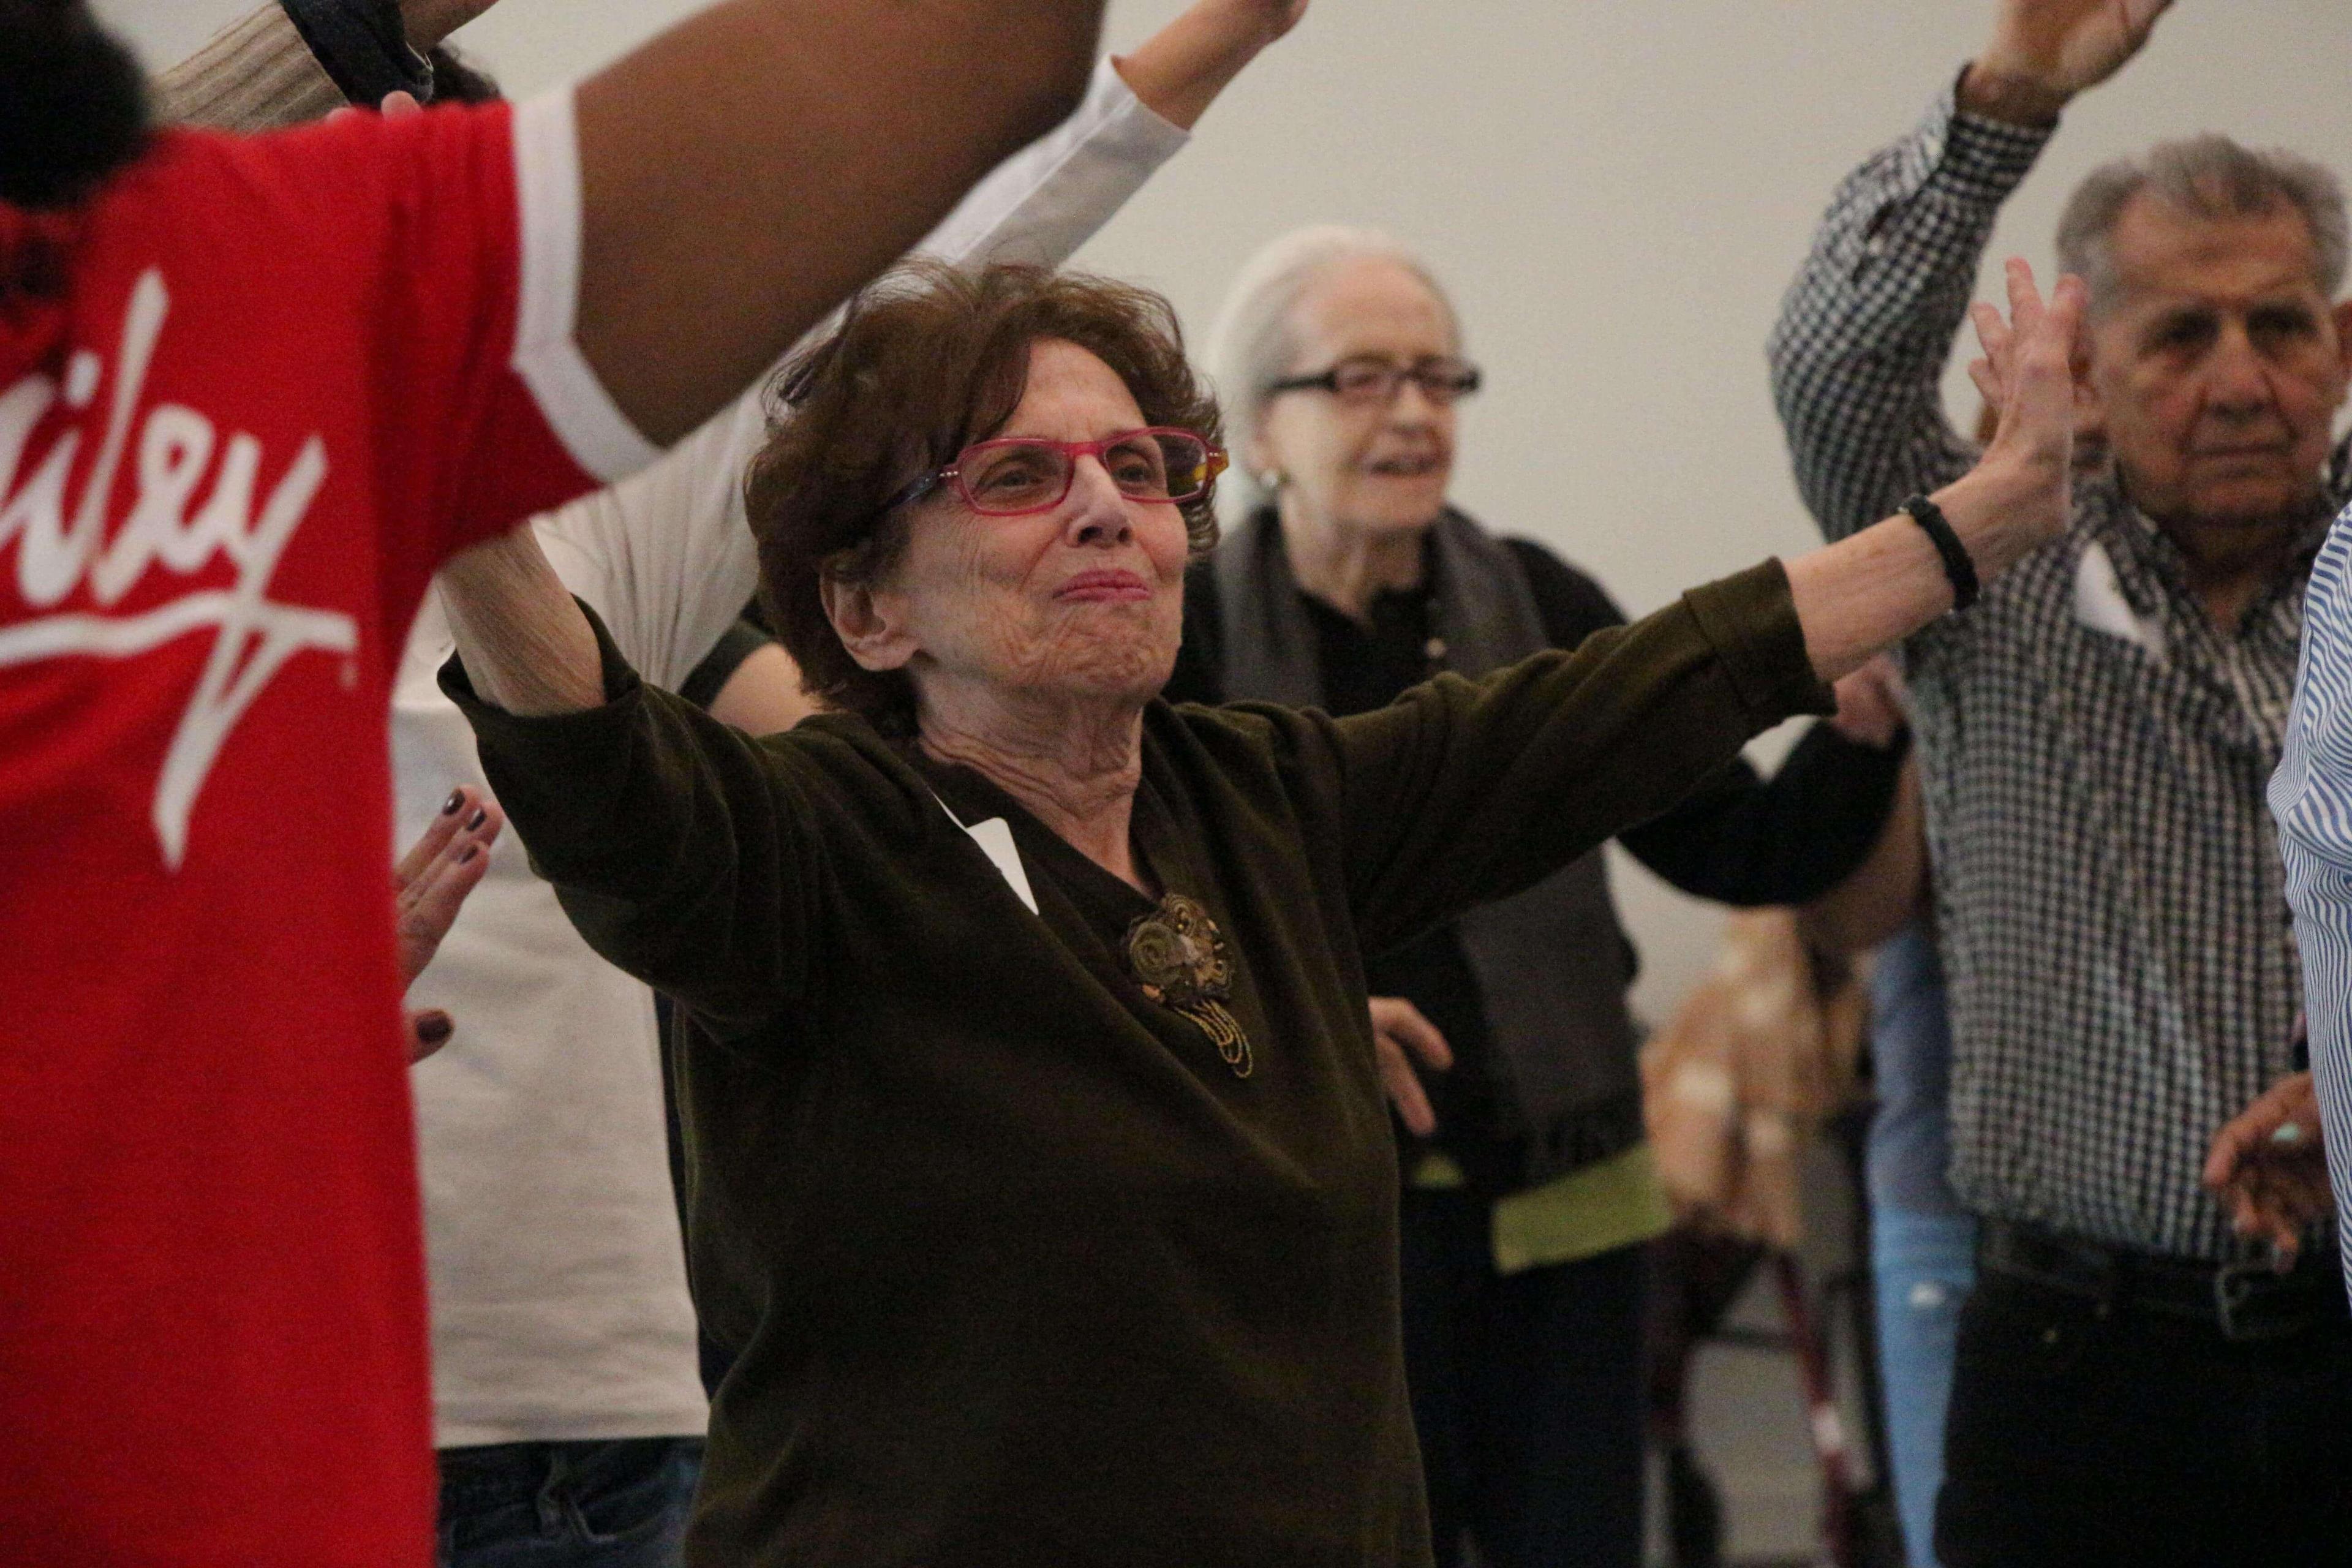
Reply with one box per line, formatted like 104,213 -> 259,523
279,0 -> 435,108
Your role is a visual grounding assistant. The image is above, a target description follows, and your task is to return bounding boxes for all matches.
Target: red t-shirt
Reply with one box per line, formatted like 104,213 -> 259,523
0,97 -> 652,1564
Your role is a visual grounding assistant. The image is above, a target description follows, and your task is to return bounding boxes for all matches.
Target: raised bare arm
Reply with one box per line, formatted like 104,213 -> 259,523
575,0 -> 1105,445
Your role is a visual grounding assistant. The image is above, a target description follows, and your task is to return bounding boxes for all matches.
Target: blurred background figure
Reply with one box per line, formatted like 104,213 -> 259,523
1800,756 -> 1966,1568
1171,225 -> 1909,1568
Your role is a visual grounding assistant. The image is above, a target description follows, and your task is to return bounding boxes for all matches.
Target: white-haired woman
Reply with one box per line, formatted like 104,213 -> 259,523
1166,226 -> 1913,1568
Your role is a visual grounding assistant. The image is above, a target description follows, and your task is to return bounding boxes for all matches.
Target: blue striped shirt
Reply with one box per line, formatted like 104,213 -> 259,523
2272,502 -> 2352,1292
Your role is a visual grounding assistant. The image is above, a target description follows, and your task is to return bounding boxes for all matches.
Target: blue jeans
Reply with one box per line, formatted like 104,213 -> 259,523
437,1438 -> 703,1568
1866,923 -> 1971,1566
1872,1204 -> 1975,1564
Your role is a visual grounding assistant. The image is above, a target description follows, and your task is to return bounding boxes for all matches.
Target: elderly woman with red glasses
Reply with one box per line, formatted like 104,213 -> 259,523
432,257 -> 2081,1568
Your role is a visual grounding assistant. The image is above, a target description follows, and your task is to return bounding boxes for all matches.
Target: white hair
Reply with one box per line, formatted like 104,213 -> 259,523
1201,225 -> 1460,519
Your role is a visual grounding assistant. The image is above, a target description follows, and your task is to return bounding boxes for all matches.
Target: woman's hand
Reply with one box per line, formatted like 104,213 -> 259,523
1953,257 -> 2087,560
2203,1068 -> 2333,1270
1827,656 -> 1907,749
1370,996 -> 1453,1139
1784,260 -> 2086,682
395,784 -> 505,1061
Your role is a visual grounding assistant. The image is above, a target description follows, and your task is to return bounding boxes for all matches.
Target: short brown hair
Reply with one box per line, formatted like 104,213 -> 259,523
745,261 -> 1223,730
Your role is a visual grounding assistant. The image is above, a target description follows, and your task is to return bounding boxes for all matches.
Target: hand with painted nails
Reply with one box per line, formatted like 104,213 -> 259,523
394,785 -> 505,1061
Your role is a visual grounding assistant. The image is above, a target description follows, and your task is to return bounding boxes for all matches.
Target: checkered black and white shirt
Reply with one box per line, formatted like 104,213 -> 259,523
1770,82 -> 2344,1261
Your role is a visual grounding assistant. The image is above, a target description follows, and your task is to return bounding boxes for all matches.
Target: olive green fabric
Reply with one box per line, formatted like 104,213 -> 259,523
1409,1144 -> 1674,1274
444,560 -> 1825,1568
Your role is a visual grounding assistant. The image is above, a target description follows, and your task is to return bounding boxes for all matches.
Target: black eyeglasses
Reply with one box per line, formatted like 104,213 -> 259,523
1266,355 -> 1482,407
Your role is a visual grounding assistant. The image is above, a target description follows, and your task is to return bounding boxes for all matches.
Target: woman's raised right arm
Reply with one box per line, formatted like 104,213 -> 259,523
437,529 -> 818,1027
1323,262 -> 2080,956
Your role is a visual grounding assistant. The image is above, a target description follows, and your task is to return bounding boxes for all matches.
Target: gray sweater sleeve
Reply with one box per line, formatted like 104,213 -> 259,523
152,5 -> 346,132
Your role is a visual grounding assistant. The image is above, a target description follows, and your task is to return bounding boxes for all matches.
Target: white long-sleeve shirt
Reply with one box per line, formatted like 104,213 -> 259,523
391,60 -> 1189,1446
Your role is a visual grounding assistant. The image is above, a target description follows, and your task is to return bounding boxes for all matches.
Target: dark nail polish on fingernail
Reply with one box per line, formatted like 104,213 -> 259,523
417,1012 -> 454,1045
466,809 -> 487,831
442,790 -> 463,815
459,845 -> 478,864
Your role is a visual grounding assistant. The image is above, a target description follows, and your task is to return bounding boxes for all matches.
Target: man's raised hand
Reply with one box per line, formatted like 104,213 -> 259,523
1963,0 -> 2174,124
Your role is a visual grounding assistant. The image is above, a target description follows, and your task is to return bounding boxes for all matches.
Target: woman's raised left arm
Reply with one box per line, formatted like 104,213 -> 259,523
1323,262 -> 2079,953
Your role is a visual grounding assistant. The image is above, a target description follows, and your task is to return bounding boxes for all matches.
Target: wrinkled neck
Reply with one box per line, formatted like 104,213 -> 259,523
916,682 -> 1148,891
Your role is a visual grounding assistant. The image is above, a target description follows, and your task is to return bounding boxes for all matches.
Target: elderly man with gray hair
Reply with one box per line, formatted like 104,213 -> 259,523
1771,1 -> 2352,1562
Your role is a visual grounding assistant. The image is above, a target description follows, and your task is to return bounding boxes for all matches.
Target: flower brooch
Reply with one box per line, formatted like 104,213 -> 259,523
1124,892 -> 1251,1078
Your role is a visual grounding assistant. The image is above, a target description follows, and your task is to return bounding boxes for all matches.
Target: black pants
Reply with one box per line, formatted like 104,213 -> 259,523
1934,1267 -> 2352,1566
1398,1186 -> 1646,1568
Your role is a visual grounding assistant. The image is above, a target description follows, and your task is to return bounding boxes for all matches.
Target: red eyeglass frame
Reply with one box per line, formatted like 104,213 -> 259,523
883,428 -> 1229,519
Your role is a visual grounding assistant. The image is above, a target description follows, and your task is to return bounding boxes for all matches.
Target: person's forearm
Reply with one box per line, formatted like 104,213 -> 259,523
574,0 -> 1105,447
1783,461 -> 2049,682
1797,756 -> 1926,956
439,530 -> 607,717
921,56 -> 1189,279
1112,0 -> 1294,130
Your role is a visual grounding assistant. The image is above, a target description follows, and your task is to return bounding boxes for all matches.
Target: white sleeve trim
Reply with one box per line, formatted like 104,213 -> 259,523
510,89 -> 663,483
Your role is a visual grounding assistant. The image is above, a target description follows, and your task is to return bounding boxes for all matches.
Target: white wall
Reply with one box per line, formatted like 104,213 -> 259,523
97,0 -> 2352,1023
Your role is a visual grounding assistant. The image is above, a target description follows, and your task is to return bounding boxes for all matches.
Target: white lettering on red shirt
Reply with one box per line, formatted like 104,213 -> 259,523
0,267 -> 355,867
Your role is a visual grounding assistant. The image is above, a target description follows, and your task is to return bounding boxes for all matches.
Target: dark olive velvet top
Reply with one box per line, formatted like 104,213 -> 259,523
443,560 -> 1828,1568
